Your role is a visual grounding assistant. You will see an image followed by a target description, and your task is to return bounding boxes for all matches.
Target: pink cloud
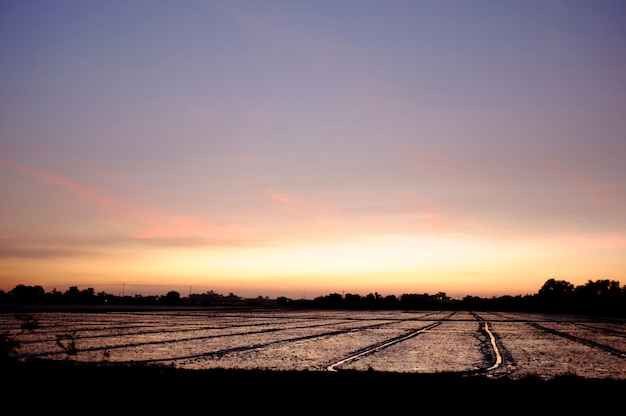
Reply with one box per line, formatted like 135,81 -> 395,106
0,158 -> 118,209
265,188 -> 336,223
130,212 -> 240,244
266,188 -> 304,207
606,234 -> 626,249
564,232 -> 626,250
0,158 -> 245,246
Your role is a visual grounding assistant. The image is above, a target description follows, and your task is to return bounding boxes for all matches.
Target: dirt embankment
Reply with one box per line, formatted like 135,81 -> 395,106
4,359 -> 623,412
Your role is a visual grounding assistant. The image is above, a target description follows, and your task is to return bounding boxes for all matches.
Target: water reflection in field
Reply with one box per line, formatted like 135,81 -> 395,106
2,309 -> 625,380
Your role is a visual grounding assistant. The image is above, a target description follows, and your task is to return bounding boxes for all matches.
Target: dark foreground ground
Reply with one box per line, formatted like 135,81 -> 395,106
3,359 -> 623,412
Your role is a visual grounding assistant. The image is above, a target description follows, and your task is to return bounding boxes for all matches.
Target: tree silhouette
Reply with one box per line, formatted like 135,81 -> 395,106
165,291 -> 181,305
1,279 -> 625,317
538,278 -> 575,312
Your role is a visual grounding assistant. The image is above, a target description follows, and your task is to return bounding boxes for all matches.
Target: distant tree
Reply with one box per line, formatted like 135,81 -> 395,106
63,286 -> 81,304
363,293 -> 382,309
461,295 -> 483,310
399,293 -> 428,310
312,293 -> 343,309
538,279 -> 574,296
537,279 -> 574,312
8,285 -> 45,303
276,296 -> 291,306
573,279 -> 624,315
344,293 -> 362,309
165,291 -> 181,305
381,294 -> 399,310
45,288 -> 63,303
577,279 -> 621,297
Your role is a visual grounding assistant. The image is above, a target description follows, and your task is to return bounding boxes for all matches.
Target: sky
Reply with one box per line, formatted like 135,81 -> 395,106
1,0 -> 625,300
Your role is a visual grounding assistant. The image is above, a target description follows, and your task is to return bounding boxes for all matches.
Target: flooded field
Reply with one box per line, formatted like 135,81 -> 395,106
3,309 -> 626,380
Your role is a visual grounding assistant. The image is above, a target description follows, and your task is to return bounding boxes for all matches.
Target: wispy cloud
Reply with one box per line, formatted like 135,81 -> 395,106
0,158 -> 119,209
265,188 -> 335,223
266,188 -> 304,207
0,158 -> 249,247
561,232 -> 626,250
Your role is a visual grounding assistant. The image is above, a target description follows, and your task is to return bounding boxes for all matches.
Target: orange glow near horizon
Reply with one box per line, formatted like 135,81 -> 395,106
1,155 -> 625,299
2,214 -> 624,300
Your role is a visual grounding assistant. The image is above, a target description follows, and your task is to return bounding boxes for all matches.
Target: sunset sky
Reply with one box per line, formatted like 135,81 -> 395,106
1,1 -> 625,300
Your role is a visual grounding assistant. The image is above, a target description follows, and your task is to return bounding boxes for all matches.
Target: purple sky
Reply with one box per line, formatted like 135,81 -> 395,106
1,1 -> 625,299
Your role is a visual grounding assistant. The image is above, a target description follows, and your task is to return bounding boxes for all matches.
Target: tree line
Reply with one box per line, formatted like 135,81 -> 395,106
1,278 -> 625,317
